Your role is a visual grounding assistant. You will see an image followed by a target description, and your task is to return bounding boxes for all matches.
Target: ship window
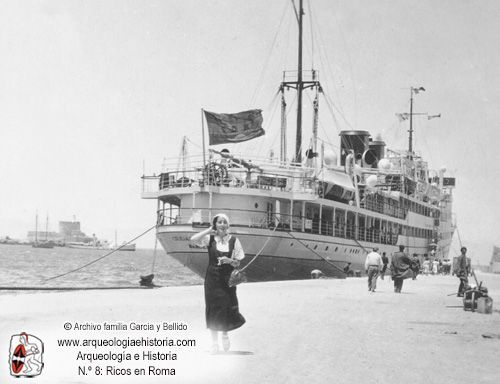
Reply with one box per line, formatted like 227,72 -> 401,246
346,211 -> 356,239
373,218 -> 381,243
358,214 -> 366,241
381,220 -> 387,244
335,209 -> 346,238
255,203 -> 259,209
321,206 -> 334,236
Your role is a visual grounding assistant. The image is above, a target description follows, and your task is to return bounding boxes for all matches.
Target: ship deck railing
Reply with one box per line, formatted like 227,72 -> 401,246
156,208 -> 413,246
141,153 -> 328,197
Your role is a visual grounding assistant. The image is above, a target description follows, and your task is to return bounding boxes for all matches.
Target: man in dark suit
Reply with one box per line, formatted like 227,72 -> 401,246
391,245 -> 413,293
380,252 -> 389,280
456,246 -> 470,297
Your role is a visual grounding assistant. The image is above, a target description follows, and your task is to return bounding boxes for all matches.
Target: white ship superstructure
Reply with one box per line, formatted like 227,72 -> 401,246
141,131 -> 455,281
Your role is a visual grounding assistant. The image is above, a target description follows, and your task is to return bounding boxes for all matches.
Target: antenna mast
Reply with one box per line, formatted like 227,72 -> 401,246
408,86 -> 426,156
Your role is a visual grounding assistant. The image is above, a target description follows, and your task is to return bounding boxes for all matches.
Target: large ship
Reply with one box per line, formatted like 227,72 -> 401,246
141,1 -> 455,281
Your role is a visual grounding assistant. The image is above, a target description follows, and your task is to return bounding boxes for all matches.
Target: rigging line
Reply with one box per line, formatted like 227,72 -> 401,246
322,90 -> 352,129
456,226 -> 463,248
240,91 -> 281,158
185,137 -> 202,150
285,231 -> 346,274
322,92 -> 351,133
306,0 -> 315,69
290,0 -> 299,23
318,4 -> 358,124
312,11 -> 348,119
150,228 -> 159,274
250,0 -> 289,106
324,92 -> 354,130
43,224 -> 157,283
303,90 -> 336,152
261,95 -> 283,152
316,136 -> 340,154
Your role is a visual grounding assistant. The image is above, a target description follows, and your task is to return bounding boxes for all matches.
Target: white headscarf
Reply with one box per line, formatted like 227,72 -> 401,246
213,213 -> 230,227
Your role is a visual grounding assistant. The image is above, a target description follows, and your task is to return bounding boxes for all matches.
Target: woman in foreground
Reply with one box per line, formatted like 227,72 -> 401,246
190,213 -> 246,353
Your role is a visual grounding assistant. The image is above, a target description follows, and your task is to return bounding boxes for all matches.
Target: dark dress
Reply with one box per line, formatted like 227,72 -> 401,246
204,235 -> 246,331
391,251 -> 414,292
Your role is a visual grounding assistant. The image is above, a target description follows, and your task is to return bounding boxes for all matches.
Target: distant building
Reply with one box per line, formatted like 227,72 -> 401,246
58,221 -> 94,243
27,220 -> 94,244
490,246 -> 500,274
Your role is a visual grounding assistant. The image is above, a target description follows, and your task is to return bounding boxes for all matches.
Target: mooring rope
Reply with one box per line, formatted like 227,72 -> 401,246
238,223 -> 279,273
43,224 -> 157,283
285,231 -> 347,275
150,227 -> 159,274
0,286 -> 151,291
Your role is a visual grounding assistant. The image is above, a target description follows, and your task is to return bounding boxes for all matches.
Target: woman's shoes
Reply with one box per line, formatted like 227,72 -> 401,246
221,334 -> 230,352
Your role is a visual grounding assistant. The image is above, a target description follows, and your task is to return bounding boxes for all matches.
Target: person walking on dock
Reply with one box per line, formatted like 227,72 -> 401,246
455,246 -> 470,297
411,254 -> 421,280
365,247 -> 382,292
391,245 -> 413,293
380,252 -> 389,280
190,213 -> 246,354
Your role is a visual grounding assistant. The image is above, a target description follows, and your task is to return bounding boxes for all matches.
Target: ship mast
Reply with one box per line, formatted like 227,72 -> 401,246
295,0 -> 304,164
408,86 -> 425,156
279,0 -> 322,164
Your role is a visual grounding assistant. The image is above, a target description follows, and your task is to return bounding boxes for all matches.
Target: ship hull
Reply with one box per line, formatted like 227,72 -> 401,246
156,225 -> 418,281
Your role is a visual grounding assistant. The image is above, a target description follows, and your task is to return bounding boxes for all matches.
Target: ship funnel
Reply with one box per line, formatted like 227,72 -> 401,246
364,137 -> 386,168
339,130 -> 370,166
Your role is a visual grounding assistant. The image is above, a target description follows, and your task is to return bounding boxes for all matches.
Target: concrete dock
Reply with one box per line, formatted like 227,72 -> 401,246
1,272 -> 499,383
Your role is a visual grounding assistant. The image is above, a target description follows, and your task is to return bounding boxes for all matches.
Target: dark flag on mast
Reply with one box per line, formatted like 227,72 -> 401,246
204,109 -> 265,145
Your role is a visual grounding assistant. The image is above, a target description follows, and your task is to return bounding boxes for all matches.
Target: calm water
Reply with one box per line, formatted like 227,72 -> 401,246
0,244 -> 202,293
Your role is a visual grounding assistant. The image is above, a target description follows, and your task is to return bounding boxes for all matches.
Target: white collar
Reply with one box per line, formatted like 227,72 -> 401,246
215,234 -> 231,244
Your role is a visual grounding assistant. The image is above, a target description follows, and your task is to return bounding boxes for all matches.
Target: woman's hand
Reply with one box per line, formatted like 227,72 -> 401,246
218,256 -> 238,266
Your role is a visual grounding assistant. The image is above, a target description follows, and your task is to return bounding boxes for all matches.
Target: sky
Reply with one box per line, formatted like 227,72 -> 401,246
0,0 -> 499,264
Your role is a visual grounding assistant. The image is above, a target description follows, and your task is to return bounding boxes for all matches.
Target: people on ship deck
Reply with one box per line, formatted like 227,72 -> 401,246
391,245 -> 413,293
189,213 -> 246,354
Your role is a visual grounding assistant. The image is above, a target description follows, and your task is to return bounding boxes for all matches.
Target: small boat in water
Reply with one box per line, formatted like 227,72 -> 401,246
116,242 -> 136,251
113,231 -> 136,251
33,241 -> 55,249
66,241 -> 110,250
32,212 -> 54,249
